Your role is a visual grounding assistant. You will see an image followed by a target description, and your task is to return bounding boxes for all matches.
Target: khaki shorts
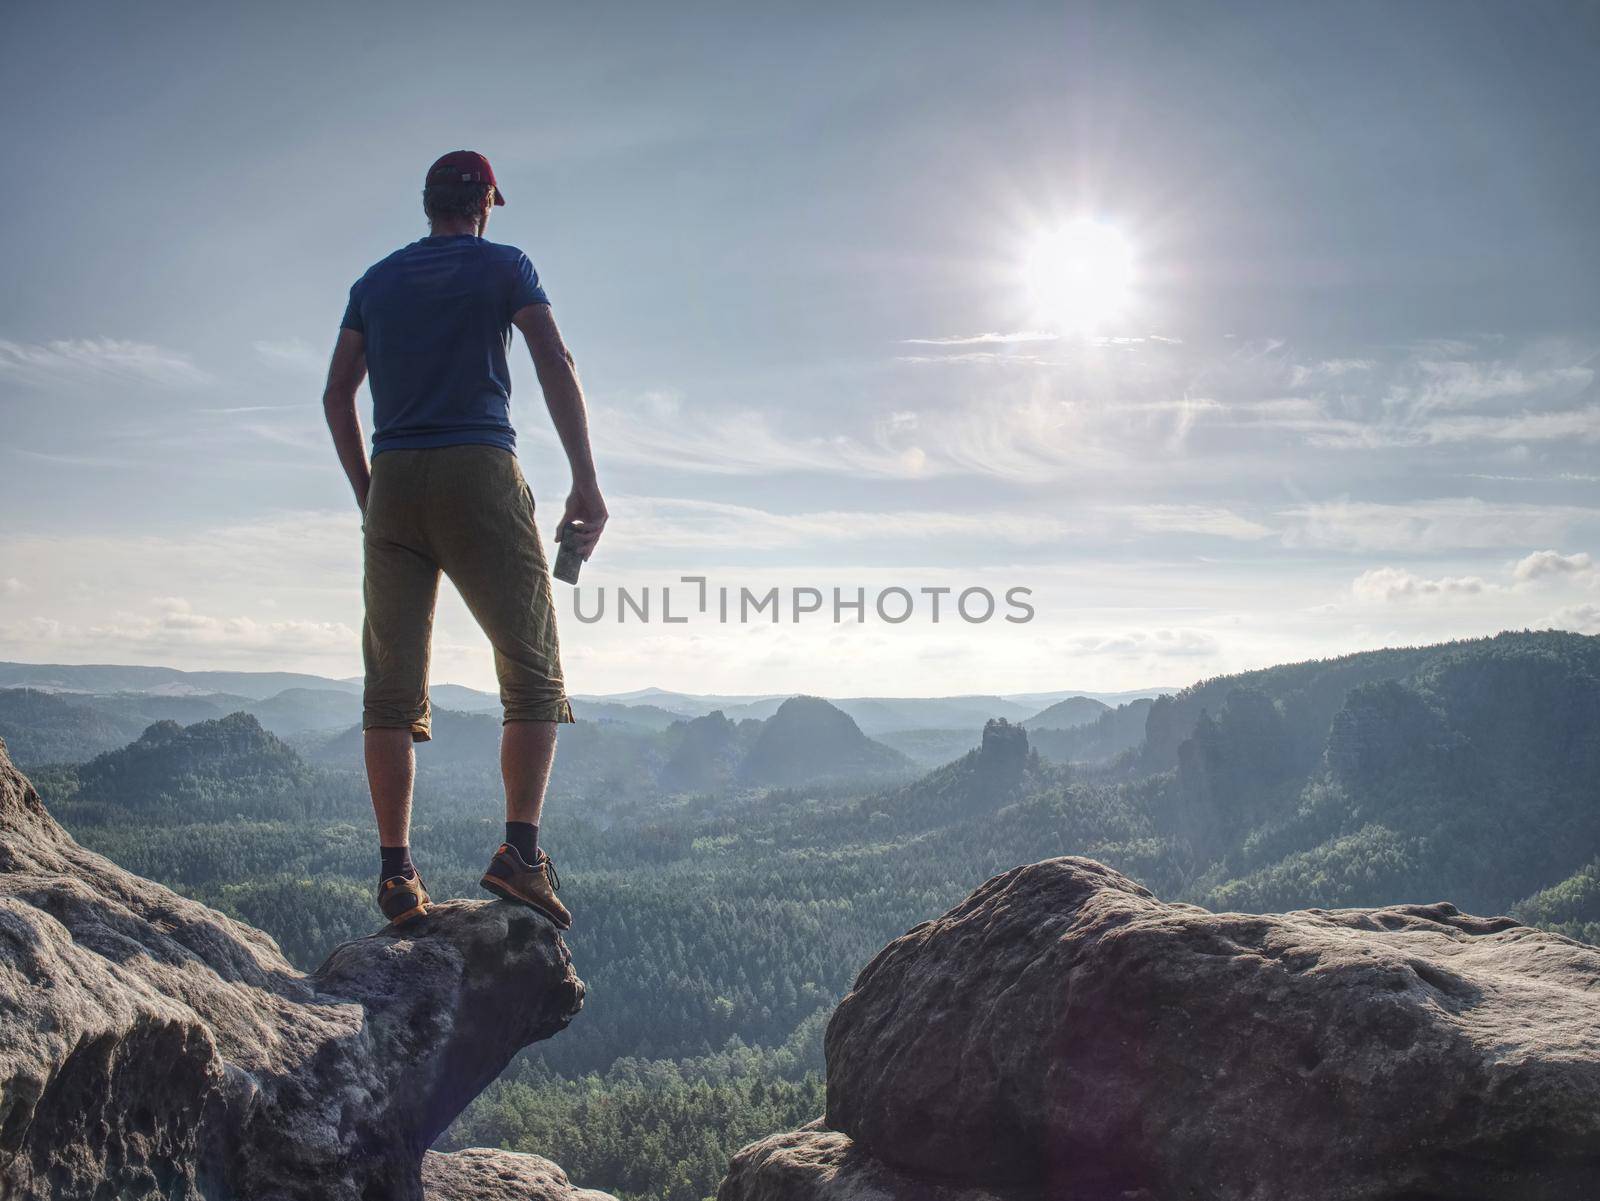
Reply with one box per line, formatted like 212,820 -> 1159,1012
362,444 -> 574,741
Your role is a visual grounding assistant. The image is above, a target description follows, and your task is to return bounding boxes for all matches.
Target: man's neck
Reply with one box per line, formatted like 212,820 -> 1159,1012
428,219 -> 482,238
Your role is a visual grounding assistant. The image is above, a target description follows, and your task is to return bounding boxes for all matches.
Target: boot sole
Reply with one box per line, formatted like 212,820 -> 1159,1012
480,874 -> 572,929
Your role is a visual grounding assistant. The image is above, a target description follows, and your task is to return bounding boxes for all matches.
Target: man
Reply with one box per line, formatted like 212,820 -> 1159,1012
322,149 -> 606,930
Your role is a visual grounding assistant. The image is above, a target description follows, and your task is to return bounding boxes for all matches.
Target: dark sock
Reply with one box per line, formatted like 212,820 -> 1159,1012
505,821 -> 538,863
380,845 -> 415,881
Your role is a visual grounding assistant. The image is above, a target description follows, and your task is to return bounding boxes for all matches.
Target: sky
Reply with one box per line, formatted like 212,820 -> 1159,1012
1,0 -> 1598,697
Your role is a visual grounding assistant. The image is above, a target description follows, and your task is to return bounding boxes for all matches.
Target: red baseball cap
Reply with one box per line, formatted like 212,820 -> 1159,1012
425,150 -> 506,205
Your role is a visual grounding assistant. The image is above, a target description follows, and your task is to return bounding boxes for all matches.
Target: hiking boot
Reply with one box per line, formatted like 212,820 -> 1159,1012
480,844 -> 572,929
377,872 -> 431,927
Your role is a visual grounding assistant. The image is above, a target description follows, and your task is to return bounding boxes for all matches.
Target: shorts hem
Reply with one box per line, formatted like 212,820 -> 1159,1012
502,699 -> 575,725
362,716 -> 433,743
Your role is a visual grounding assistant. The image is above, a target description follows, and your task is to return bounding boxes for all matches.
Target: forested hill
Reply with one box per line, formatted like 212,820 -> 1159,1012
0,687 -> 146,764
1139,630 -> 1598,773
37,711 -> 324,824
1135,631 -> 1600,917
738,696 -> 913,784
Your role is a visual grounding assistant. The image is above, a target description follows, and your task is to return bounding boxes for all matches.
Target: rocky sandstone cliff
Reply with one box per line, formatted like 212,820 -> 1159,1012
0,737 -> 612,1201
722,856 -> 1600,1201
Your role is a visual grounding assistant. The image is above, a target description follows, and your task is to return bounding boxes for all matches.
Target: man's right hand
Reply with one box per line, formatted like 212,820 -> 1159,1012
557,483 -> 608,560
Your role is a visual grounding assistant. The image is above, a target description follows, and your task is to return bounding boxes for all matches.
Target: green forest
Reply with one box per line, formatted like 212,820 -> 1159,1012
4,630 -> 1598,1200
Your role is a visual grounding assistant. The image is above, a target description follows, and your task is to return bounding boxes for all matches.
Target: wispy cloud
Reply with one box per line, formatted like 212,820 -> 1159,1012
1385,357 -> 1594,414
580,393 -> 931,478
1061,627 -> 1219,658
0,337 -> 211,389
1126,505 -> 1273,541
1289,358 -> 1375,387
1280,499 -> 1600,553
896,351 -> 1056,365
900,331 -> 1060,345
9,447 -> 140,468
601,496 -> 1274,552
1421,406 -> 1600,444
236,419 -> 326,453
897,334 -> 1600,466
536,335 -> 1600,488
253,337 -> 326,375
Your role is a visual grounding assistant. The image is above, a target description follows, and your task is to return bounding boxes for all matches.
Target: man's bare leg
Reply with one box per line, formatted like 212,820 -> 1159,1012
502,719 -> 558,828
365,727 -> 416,849
480,719 -> 570,926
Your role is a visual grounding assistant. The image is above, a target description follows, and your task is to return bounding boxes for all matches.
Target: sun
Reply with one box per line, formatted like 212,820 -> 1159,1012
1022,219 -> 1136,333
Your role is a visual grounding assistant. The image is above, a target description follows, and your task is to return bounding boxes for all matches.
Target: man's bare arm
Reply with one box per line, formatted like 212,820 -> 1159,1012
513,303 -> 607,558
323,328 -> 371,512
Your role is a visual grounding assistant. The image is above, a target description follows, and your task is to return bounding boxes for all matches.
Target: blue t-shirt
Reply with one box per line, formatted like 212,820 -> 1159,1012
340,235 -> 549,454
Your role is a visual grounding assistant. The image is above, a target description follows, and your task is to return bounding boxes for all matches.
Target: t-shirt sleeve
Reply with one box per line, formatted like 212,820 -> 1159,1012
339,279 -> 365,333
508,253 -> 550,314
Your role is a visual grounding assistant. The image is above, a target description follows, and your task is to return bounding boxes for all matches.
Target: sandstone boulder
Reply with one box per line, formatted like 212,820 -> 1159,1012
423,1147 -> 617,1201
720,1121 -> 1043,1201
725,855 -> 1600,1200
0,737 -> 607,1201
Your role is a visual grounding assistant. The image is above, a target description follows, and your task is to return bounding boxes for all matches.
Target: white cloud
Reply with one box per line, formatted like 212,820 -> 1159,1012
0,512 -> 361,603
1,577 -> 22,597
101,608 -> 354,653
0,591 -> 356,667
1513,550 -> 1595,582
0,337 -> 211,389
1,607 -> 358,660
0,616 -> 64,643
1351,567 -> 1488,604
1547,604 -> 1600,634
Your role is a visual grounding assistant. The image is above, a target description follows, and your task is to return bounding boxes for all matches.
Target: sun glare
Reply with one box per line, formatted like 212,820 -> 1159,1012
1022,219 -> 1136,333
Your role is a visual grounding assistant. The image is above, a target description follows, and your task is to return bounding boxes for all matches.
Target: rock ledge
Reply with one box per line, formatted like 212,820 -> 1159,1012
0,737 -> 611,1201
722,855 -> 1600,1201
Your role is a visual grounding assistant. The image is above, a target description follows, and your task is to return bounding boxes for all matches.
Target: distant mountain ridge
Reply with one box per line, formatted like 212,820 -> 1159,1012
1019,695 -> 1109,730
304,695 -> 914,793
576,687 -> 1170,734
0,661 -> 361,700
0,662 -> 1173,738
